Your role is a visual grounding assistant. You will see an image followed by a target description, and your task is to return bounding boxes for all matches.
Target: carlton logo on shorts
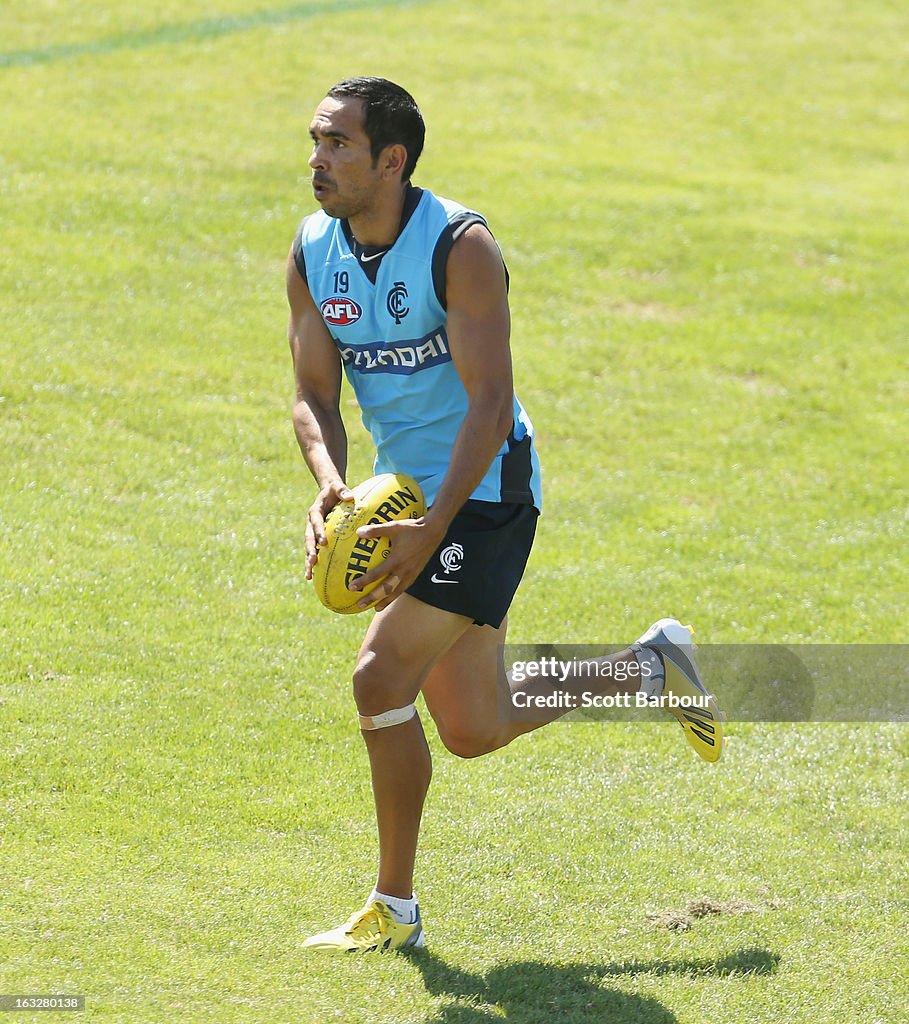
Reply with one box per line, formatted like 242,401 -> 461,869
321,297 -> 363,326
431,542 -> 464,584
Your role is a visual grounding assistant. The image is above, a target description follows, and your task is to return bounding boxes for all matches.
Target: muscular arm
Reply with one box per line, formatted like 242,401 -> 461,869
286,245 -> 354,576
352,223 -> 515,609
425,222 -> 515,532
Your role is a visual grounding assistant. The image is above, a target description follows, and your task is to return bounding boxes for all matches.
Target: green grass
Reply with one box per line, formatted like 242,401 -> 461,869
1,0 -> 907,1021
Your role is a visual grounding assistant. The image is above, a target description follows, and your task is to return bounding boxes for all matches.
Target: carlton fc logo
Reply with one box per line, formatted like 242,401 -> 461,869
431,542 -> 464,584
386,281 -> 410,325
321,296 -> 362,326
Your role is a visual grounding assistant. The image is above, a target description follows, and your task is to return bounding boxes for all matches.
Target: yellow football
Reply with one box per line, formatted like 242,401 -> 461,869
311,473 -> 426,614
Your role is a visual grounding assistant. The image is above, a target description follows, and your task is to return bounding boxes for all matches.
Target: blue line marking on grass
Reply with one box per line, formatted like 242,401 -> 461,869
0,0 -> 421,68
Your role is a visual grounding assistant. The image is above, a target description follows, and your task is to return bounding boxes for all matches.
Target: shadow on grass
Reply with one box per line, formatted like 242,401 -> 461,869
405,947 -> 780,1023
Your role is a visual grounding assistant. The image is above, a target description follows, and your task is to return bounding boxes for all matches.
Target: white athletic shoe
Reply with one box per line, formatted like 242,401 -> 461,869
634,618 -> 724,762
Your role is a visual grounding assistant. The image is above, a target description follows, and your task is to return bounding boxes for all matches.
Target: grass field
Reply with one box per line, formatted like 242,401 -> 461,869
1,0 -> 907,1021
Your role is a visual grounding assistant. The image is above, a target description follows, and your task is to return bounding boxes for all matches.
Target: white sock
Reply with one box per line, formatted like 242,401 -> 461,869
368,888 -> 419,924
633,646 -> 665,698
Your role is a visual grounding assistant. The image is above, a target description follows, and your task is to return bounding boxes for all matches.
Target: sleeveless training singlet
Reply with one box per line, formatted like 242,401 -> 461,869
294,187 -> 542,509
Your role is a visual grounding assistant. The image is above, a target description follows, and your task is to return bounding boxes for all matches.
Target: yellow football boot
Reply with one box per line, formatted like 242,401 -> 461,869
634,618 -> 724,762
303,900 -> 425,953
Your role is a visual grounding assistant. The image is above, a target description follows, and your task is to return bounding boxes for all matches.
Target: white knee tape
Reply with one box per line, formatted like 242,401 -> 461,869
358,703 -> 417,731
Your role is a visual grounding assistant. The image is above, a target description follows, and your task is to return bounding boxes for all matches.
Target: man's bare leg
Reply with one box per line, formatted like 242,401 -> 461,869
353,595 -> 473,899
422,619 -> 723,763
421,620 -> 644,758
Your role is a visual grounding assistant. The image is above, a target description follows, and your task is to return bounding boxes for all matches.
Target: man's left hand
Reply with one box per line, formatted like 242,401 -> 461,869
349,517 -> 445,612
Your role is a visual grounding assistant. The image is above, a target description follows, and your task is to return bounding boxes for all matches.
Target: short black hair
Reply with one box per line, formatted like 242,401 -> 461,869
327,77 -> 425,181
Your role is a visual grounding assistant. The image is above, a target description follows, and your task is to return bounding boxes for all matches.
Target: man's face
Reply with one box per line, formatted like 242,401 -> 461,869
308,96 -> 381,220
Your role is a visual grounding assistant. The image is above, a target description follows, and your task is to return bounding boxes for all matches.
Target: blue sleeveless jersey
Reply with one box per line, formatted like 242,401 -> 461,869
296,189 -> 541,509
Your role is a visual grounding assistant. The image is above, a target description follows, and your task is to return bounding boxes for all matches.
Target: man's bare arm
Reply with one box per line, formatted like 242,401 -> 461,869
286,246 -> 354,576
425,222 -> 515,532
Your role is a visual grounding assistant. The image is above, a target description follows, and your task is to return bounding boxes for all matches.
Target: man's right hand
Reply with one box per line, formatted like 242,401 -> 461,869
305,480 -> 355,579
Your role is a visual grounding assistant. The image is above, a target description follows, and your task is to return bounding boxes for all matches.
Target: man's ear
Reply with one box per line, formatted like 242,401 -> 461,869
379,142 -> 408,180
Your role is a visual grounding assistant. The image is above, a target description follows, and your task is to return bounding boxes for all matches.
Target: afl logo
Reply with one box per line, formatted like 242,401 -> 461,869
321,296 -> 363,326
386,280 -> 410,325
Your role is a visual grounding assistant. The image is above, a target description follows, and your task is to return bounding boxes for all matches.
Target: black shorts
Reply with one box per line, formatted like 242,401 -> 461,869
406,500 -> 539,628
